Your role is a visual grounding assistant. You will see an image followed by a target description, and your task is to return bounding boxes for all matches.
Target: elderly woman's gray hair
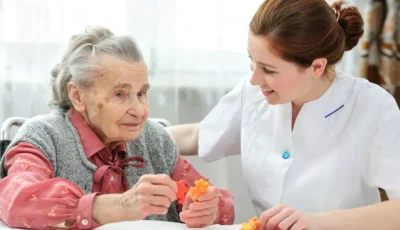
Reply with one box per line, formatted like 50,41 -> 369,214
50,26 -> 144,110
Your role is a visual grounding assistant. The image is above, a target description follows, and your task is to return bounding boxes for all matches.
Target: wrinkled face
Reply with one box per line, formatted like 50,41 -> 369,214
248,33 -> 320,105
71,54 -> 149,144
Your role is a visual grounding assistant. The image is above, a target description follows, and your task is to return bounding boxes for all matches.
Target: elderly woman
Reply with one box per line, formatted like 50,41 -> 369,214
0,26 -> 234,229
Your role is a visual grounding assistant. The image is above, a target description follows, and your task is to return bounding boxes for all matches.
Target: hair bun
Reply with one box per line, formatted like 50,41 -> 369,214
332,0 -> 364,51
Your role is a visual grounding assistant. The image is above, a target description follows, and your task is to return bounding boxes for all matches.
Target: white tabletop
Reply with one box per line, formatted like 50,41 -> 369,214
0,220 -> 241,230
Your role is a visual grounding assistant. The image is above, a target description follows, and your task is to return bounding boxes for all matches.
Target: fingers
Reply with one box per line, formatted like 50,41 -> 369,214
137,174 -> 177,201
122,174 -> 180,219
288,214 -> 309,230
127,174 -> 178,218
265,207 -> 295,230
198,186 -> 221,201
180,193 -> 219,228
142,195 -> 171,208
182,194 -> 194,211
180,212 -> 217,228
259,205 -> 308,230
259,205 -> 285,230
180,187 -> 219,228
138,183 -> 176,202
290,220 -> 307,230
179,206 -> 218,218
140,174 -> 177,194
189,196 -> 219,210
274,211 -> 300,230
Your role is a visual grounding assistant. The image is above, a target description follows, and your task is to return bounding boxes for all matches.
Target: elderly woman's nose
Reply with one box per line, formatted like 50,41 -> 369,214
127,101 -> 145,117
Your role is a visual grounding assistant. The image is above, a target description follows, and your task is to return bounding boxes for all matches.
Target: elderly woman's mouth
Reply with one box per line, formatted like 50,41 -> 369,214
120,122 -> 141,127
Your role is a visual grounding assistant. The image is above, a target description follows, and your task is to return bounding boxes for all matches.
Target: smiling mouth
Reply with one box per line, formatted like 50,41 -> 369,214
261,88 -> 275,96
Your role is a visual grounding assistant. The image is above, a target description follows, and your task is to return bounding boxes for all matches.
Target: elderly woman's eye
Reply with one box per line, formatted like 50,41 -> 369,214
137,91 -> 147,98
115,92 -> 126,98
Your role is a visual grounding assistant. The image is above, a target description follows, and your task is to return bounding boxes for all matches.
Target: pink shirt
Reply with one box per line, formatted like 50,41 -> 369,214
0,110 -> 234,229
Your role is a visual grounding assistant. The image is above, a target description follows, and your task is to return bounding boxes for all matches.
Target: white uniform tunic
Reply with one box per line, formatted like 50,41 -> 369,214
199,71 -> 400,215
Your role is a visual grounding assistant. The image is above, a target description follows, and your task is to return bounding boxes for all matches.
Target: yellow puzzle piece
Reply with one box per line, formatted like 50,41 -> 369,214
240,217 -> 259,230
188,178 -> 210,201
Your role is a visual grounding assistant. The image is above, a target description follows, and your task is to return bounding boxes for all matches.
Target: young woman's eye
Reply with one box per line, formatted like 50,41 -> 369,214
263,68 -> 276,74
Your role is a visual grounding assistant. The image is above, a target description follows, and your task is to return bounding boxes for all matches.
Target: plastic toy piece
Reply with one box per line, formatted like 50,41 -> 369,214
188,178 -> 210,201
240,217 -> 260,230
175,178 -> 210,204
176,180 -> 189,204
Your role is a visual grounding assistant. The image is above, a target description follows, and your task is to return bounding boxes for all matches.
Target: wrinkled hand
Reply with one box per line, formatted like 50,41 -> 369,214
118,174 -> 177,220
179,186 -> 221,228
259,205 -> 320,230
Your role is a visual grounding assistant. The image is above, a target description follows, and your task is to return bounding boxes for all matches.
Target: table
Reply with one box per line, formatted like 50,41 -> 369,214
0,220 -> 242,230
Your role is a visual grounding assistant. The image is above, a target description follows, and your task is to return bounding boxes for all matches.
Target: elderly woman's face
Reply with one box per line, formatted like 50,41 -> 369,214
77,55 -> 149,144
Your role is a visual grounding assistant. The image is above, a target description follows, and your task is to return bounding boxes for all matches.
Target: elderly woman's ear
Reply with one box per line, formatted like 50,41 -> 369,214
67,81 -> 86,112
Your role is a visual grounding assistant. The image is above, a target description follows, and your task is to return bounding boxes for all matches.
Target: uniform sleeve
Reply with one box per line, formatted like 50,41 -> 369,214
199,76 -> 249,162
361,90 -> 400,199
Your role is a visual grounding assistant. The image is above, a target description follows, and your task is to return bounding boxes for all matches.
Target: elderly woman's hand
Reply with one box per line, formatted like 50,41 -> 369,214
179,186 -> 221,228
117,174 -> 178,220
93,174 -> 177,224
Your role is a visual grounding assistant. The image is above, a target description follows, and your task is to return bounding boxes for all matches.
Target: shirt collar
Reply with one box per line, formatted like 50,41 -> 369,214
290,70 -> 349,149
68,109 -> 126,159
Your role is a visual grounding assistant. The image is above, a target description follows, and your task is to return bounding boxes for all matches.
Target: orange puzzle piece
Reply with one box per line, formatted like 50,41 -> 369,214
240,217 -> 259,230
175,178 -> 210,204
188,178 -> 210,201
176,180 -> 189,204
